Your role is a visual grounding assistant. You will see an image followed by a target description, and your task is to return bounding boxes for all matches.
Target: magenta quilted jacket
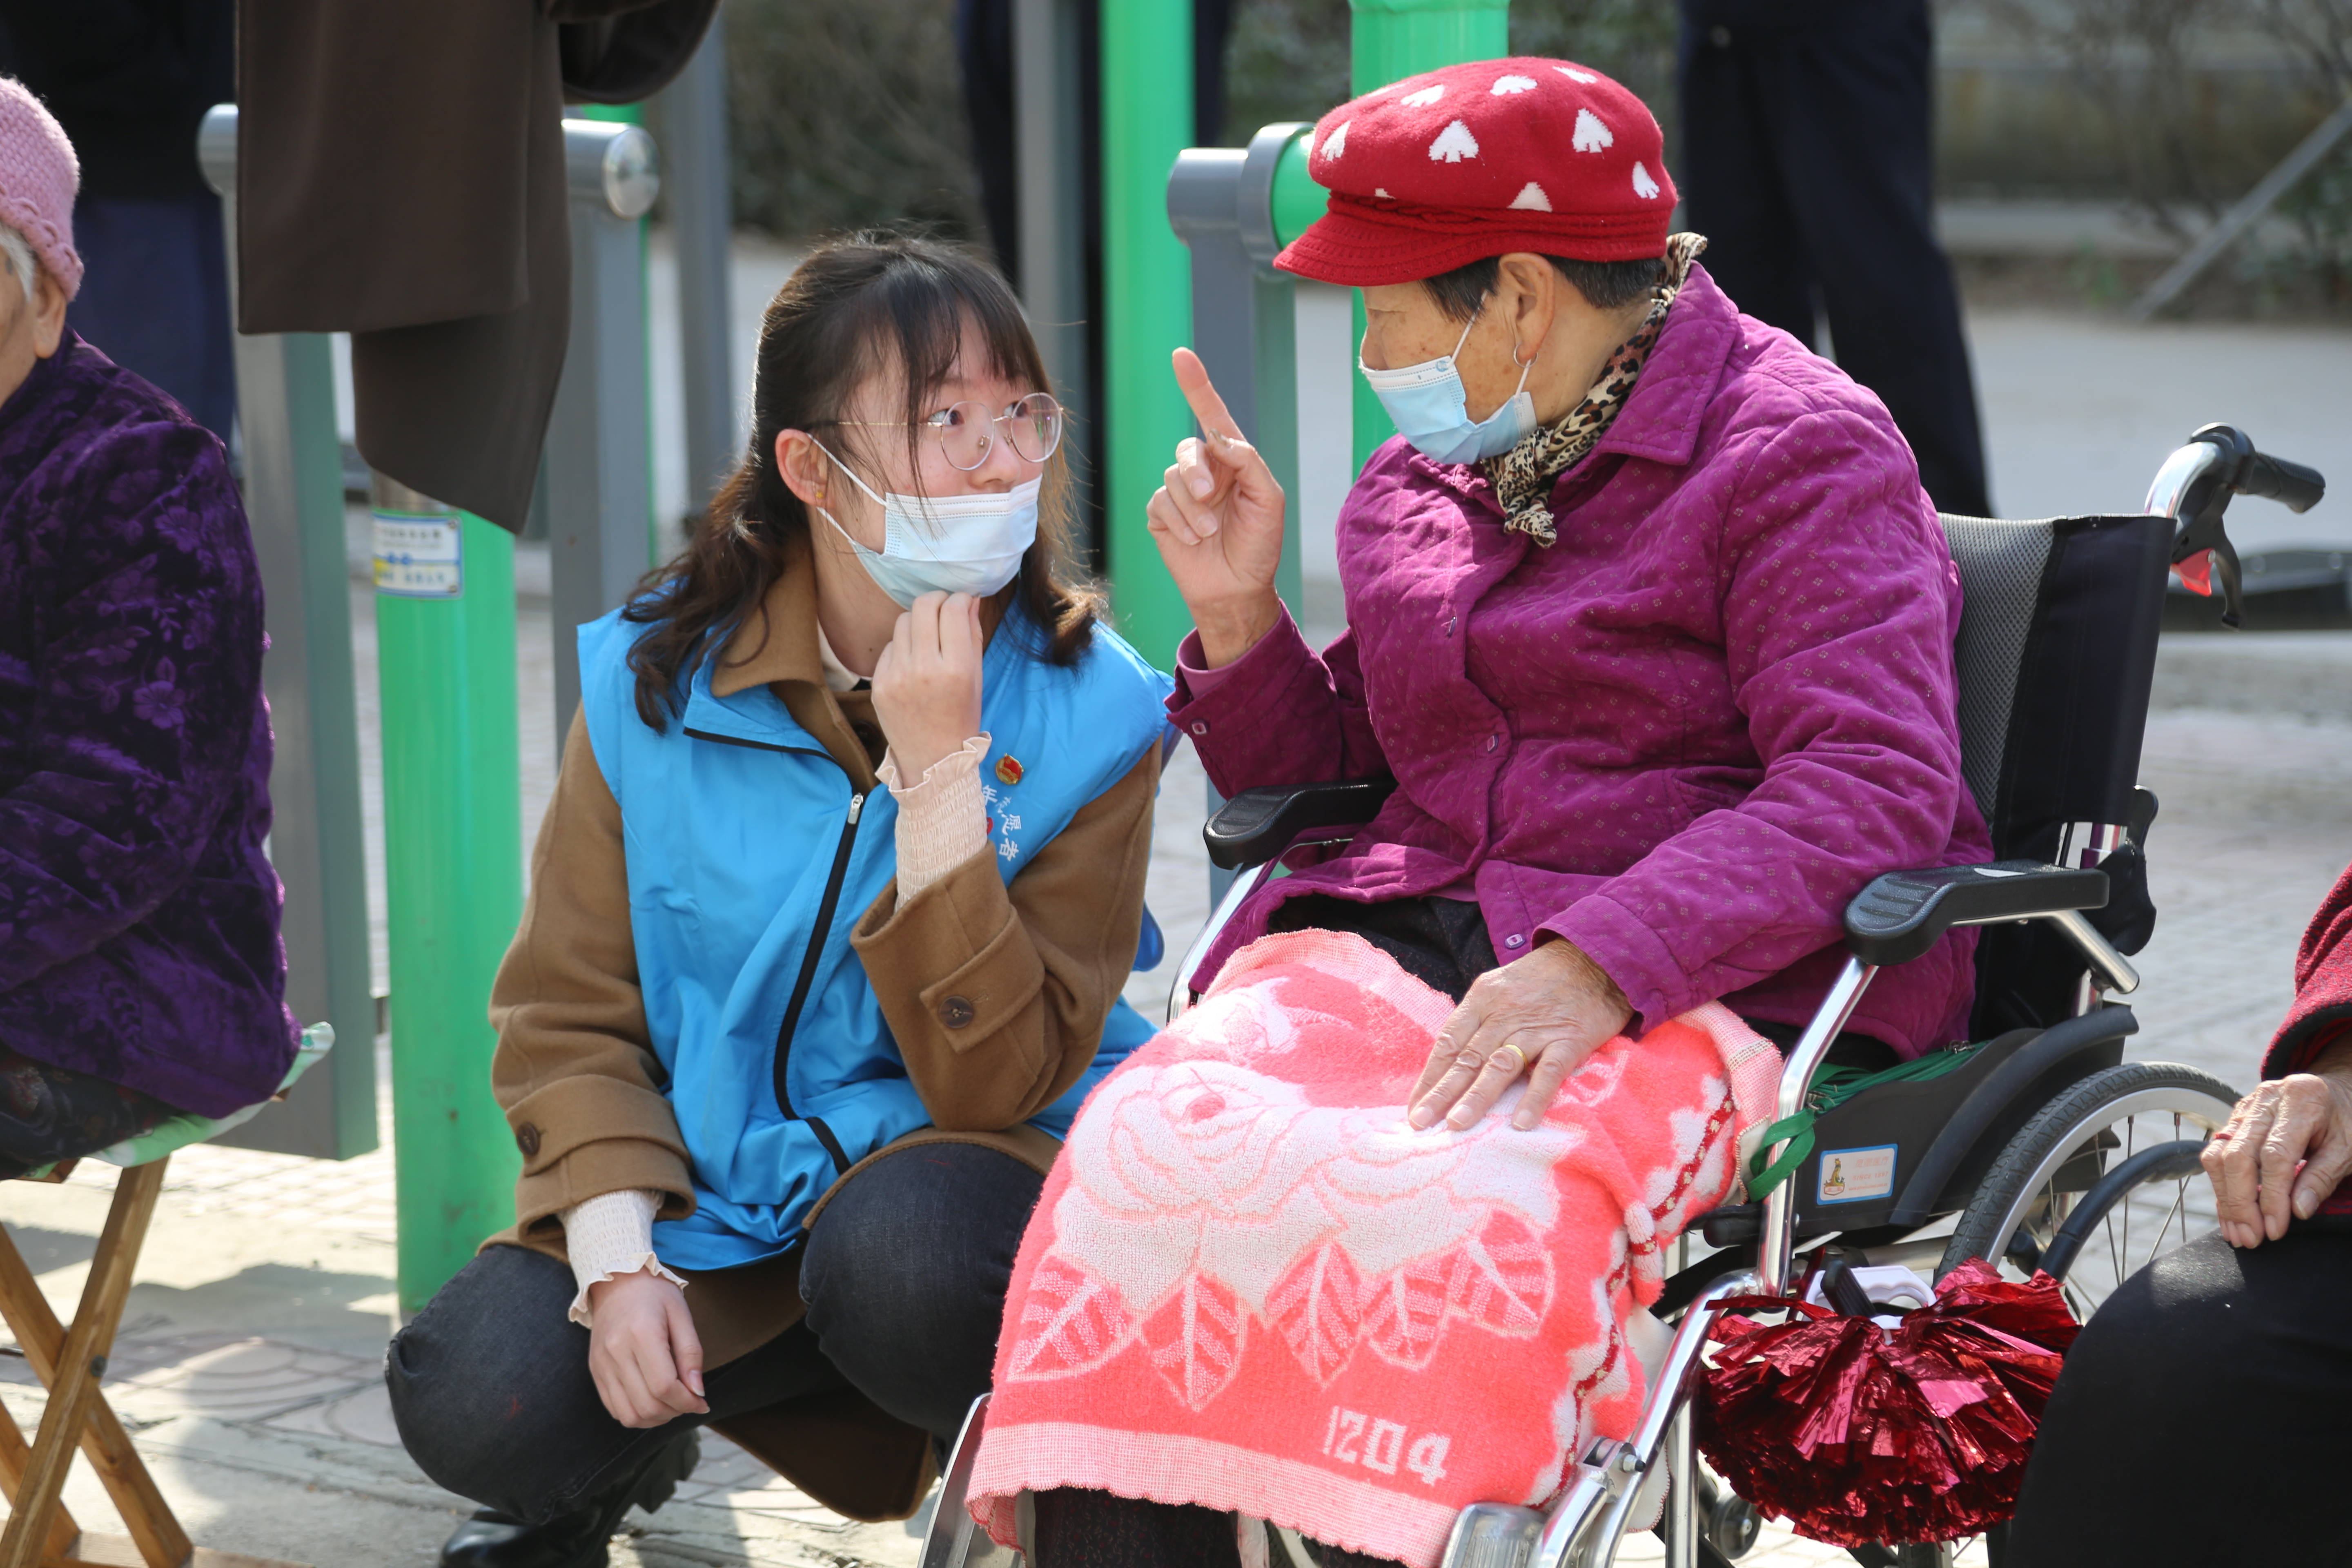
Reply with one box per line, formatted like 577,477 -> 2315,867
1169,263 -> 1991,1058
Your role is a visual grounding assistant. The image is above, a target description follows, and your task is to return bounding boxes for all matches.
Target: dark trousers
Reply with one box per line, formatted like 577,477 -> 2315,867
951,0 -> 1232,565
0,1042 -> 178,1180
1677,0 -> 1991,518
67,192 -> 238,445
385,1141 -> 1044,1524
2005,1218 -> 2352,1566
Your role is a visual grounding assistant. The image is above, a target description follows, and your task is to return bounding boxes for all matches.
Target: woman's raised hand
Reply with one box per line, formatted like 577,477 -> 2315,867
586,1269 -> 708,1428
1407,940 -> 1633,1133
872,590 -> 985,779
1147,348 -> 1288,668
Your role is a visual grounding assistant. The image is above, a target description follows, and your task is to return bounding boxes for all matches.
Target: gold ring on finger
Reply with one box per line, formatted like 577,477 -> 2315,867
1491,1042 -> 1528,1074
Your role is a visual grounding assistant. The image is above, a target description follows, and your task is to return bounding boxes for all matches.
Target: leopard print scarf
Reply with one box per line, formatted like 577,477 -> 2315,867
1481,232 -> 1708,546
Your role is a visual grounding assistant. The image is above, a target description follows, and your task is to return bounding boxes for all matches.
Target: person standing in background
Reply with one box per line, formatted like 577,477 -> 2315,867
1677,0 -> 1992,518
0,0 -> 236,447
953,0 -> 1235,560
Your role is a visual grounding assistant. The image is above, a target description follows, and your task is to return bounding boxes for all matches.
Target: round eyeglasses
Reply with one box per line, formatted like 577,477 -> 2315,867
837,392 -> 1064,472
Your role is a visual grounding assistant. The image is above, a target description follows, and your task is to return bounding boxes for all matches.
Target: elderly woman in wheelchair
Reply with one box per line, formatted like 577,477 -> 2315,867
949,59 -> 2328,1568
958,60 -> 1995,1568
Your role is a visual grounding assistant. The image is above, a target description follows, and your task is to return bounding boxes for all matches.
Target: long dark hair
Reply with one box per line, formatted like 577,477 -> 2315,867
622,231 -> 1103,729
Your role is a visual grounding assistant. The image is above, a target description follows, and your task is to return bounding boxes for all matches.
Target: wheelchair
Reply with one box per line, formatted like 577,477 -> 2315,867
917,424 -> 2327,1568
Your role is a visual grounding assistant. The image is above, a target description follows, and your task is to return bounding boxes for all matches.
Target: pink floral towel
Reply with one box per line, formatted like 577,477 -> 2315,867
969,931 -> 1782,1568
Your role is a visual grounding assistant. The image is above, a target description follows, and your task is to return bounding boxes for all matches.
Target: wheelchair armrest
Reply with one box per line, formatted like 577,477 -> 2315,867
1203,778 -> 1398,871
1843,860 -> 2109,967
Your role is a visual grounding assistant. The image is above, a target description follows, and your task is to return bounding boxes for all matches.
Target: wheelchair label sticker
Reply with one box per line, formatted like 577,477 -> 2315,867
1816,1144 -> 1897,1204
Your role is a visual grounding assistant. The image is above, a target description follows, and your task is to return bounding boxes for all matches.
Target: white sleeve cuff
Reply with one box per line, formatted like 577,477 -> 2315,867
561,1188 -> 687,1328
878,733 -> 991,900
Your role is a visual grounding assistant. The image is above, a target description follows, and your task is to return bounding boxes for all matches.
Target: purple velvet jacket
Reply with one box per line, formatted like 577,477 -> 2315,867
1172,265 -> 1991,1058
0,333 -> 293,1116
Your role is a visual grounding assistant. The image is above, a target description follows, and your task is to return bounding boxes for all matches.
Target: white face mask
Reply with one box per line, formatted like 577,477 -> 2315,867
1358,304 -> 1537,466
813,438 -> 1040,607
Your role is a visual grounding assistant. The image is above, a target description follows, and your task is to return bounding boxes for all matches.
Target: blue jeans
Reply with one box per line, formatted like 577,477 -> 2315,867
385,1141 -> 1043,1522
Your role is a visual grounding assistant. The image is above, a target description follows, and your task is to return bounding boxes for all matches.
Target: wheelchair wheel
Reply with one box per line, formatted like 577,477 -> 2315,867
1939,1061 -> 2236,1322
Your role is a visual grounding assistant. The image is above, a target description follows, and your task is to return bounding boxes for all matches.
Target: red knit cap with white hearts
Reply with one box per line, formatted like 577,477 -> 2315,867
1272,57 -> 1675,286
0,79 -> 79,299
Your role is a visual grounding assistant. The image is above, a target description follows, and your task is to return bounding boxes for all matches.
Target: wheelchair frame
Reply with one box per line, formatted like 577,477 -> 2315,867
919,426 -> 2324,1568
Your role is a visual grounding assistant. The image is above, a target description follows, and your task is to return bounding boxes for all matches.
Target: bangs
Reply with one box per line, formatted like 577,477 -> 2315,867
826,246 -> 1053,490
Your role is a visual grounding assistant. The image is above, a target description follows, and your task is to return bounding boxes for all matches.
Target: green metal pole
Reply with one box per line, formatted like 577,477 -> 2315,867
1102,0 -> 1196,668
1348,0 -> 1512,474
1350,0 -> 1509,92
374,477 -> 524,1312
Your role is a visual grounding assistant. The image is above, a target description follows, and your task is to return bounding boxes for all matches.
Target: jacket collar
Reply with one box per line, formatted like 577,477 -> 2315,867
684,535 -> 875,780
1584,261 -> 1741,472
713,533 -> 824,698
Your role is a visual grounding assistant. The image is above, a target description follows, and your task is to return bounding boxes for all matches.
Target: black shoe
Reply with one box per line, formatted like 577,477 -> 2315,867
439,1430 -> 701,1568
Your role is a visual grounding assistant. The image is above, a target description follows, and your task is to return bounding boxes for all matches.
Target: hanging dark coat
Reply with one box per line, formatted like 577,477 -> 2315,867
234,0 -> 717,529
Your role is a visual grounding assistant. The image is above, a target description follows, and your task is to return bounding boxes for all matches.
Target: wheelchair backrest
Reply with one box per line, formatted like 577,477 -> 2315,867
1938,513 -> 2174,1033
1939,513 -> 2173,856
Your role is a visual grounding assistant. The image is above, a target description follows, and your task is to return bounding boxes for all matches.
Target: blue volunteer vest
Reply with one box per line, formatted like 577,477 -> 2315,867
577,604 -> 1174,1271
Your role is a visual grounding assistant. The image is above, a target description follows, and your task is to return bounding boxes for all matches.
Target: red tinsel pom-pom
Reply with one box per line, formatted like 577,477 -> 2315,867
1693,1260 -> 2080,1549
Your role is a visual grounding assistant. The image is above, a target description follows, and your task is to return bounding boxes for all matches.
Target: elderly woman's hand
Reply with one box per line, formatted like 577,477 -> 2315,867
1147,349 -> 1288,667
2204,1036 -> 2352,1247
1408,940 -> 1633,1132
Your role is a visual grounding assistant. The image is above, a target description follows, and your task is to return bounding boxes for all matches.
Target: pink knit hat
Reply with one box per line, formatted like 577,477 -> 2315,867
0,80 -> 79,299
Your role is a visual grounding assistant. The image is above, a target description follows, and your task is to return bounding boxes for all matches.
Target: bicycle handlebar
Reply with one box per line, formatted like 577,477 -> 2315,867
2237,449 -> 2326,514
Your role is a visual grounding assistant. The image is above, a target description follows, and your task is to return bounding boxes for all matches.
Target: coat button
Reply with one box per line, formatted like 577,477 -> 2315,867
514,1123 -> 541,1157
1483,734 -> 1499,753
940,995 -> 977,1029
1190,721 -> 1209,736
1504,934 -> 1526,950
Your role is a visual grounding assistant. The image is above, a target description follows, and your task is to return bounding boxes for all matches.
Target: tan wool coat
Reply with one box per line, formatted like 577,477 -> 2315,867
483,545 -> 1159,1518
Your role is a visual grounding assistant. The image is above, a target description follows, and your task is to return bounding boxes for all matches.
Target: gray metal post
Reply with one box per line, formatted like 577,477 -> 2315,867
1169,150 -> 1257,430
545,121 -> 662,753
1013,0 -> 1093,508
661,7 -> 739,530
1167,123 -> 1308,604
197,105 -> 379,1158
1169,123 -> 1310,906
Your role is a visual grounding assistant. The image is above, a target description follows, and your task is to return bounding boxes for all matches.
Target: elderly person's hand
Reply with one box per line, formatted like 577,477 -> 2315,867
2204,1035 -> 2352,1247
1408,940 -> 1633,1132
1146,350 -> 1289,668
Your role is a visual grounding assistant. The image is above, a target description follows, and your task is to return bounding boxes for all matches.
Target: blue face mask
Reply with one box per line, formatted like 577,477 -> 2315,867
813,438 -> 1040,608
1359,305 -> 1537,466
